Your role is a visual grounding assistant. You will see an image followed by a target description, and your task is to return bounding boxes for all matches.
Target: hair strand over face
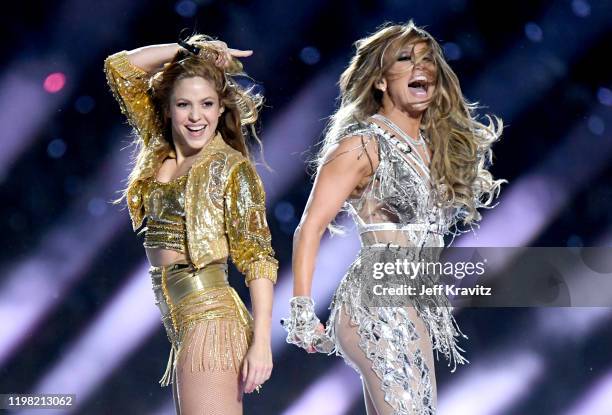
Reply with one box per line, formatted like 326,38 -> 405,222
317,20 -> 506,229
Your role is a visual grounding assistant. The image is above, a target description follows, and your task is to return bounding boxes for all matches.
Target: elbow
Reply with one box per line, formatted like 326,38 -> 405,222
293,218 -> 326,245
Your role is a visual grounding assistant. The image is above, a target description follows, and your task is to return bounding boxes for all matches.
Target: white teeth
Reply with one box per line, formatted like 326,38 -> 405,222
186,125 -> 205,132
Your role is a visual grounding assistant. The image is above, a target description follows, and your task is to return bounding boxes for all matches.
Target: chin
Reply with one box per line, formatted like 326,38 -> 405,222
178,129 -> 215,144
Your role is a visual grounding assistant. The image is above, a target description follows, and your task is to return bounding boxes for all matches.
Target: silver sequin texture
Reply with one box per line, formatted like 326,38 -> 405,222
325,118 -> 469,415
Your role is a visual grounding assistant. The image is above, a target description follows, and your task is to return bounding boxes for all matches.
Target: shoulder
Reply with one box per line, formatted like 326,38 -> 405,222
338,119 -> 383,154
342,119 -> 379,138
322,124 -> 380,174
227,159 -> 262,187
191,142 -> 246,175
224,159 -> 267,204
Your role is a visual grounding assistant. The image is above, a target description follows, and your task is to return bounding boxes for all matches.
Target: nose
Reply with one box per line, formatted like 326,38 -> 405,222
188,107 -> 201,121
413,58 -> 426,70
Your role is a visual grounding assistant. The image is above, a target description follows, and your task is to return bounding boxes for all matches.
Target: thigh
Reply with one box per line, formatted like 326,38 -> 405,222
176,366 -> 242,415
175,320 -> 249,415
334,304 -> 437,415
334,306 -> 393,415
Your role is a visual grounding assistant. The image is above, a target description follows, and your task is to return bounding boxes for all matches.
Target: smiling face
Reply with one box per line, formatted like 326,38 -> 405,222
167,76 -> 224,154
378,41 -> 437,114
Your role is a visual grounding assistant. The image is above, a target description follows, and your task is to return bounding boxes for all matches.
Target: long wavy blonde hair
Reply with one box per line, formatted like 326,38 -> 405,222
117,34 -> 263,203
319,21 -> 506,226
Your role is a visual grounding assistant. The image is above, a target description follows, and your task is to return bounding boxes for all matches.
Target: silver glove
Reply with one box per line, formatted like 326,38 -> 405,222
281,296 -> 334,354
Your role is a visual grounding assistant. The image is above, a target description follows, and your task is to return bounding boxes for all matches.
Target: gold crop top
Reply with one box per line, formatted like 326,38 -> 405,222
139,174 -> 189,254
104,51 -> 278,285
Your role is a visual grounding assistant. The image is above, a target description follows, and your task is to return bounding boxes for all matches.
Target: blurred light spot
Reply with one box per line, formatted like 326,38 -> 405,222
524,22 -> 543,43
274,201 -> 295,223
587,115 -> 604,135
280,221 -> 297,235
44,72 -> 66,93
47,139 -> 67,159
175,0 -> 197,17
571,0 -> 591,17
597,87 -> 612,106
75,96 -> 95,114
442,42 -> 462,61
567,234 -> 584,247
64,176 -> 83,196
300,47 -> 321,65
88,198 -> 107,217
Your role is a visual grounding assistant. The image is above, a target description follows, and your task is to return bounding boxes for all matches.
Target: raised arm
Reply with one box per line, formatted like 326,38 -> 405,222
104,41 -> 253,145
103,44 -> 179,145
123,43 -> 181,73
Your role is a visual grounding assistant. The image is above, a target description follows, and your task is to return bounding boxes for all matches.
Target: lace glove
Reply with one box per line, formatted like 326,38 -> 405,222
281,296 -> 334,354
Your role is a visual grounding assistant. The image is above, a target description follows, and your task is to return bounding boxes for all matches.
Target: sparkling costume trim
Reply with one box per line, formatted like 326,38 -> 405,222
281,297 -> 335,353
324,118 -> 469,415
150,262 -> 252,387
141,174 -> 188,254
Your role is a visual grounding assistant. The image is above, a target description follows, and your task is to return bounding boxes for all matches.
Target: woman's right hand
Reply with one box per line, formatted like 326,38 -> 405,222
281,296 -> 334,354
306,323 -> 326,353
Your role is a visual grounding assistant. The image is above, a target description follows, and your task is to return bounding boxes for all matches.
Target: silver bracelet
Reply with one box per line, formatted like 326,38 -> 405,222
281,296 -> 324,351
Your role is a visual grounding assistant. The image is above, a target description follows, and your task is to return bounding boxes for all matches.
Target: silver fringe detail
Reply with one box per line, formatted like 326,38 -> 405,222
281,296 -> 335,353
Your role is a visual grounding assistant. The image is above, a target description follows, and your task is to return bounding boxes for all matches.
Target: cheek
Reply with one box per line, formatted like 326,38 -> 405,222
169,107 -> 189,125
204,106 -> 222,120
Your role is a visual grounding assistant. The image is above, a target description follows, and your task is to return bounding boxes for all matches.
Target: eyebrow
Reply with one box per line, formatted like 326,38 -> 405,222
397,48 -> 433,59
174,96 -> 216,102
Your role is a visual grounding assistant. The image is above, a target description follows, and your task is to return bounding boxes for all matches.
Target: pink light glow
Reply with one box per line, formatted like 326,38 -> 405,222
43,72 -> 66,93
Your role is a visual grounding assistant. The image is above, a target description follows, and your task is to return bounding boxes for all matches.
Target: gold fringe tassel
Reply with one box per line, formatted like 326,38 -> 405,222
159,343 -> 178,387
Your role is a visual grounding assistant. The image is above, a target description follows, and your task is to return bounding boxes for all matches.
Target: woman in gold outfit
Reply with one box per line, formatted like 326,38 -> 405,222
104,35 -> 277,414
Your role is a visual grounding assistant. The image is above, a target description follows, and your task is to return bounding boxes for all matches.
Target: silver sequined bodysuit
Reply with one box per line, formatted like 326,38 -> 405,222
326,115 -> 468,415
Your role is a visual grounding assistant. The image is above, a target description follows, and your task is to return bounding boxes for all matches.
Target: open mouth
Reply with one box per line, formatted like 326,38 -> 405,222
408,79 -> 429,97
185,125 -> 207,137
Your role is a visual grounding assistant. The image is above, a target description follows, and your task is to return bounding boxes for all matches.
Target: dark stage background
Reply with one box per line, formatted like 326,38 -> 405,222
2,0 -> 612,414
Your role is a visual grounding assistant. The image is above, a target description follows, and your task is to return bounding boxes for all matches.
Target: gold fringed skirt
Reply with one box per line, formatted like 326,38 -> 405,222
149,262 -> 253,387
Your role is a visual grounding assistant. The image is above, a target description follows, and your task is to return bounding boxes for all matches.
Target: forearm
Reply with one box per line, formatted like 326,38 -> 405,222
125,43 -> 180,73
292,222 -> 324,297
248,278 -> 274,344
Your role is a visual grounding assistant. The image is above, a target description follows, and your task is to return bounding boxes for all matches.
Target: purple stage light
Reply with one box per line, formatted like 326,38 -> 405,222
438,352 -> 543,415
563,371 -> 612,415
281,362 -> 362,415
17,263 -> 158,415
0,131 -> 131,367
0,0 -> 147,180
272,218 -> 359,351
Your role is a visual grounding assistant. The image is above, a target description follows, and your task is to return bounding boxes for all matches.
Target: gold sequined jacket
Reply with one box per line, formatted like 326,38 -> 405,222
104,51 -> 277,286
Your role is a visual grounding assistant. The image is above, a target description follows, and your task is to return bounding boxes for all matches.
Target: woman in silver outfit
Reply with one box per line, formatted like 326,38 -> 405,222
282,21 -> 505,414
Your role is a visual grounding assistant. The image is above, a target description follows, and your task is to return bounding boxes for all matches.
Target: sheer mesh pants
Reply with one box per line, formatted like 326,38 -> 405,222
172,321 -> 246,415
333,305 -> 437,415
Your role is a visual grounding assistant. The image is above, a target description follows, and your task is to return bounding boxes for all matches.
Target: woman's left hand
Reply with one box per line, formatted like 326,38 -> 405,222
200,40 -> 253,69
241,338 -> 273,394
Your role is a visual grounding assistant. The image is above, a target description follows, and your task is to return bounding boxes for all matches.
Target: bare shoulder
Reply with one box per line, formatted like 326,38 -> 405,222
322,133 -> 379,176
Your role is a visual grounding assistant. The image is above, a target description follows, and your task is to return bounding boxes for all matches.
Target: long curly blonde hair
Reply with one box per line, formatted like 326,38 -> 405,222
319,21 -> 506,226
118,34 -> 263,203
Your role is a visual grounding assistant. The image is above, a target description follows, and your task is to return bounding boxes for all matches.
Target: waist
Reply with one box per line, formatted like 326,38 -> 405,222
358,222 -> 445,235
143,219 -> 187,253
149,262 -> 229,305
